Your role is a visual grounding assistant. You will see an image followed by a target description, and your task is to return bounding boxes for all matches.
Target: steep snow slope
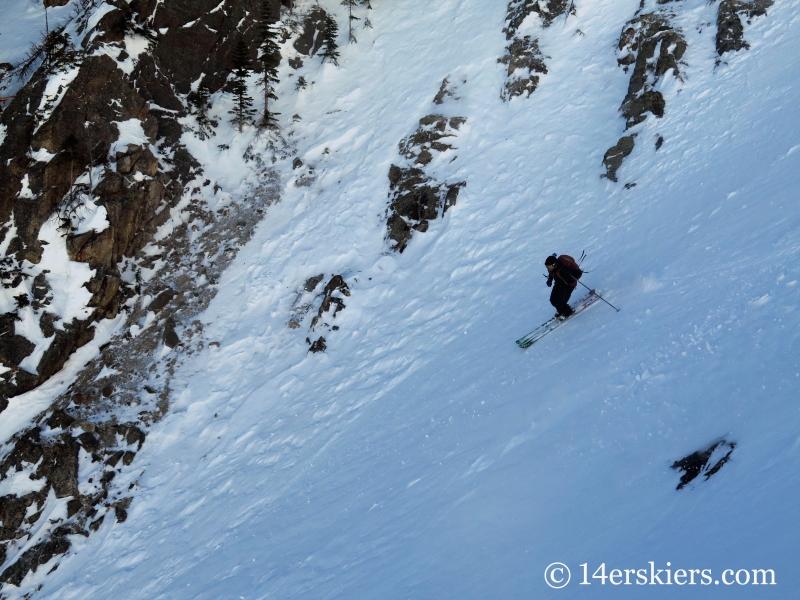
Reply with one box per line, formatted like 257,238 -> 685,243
19,0 -> 800,597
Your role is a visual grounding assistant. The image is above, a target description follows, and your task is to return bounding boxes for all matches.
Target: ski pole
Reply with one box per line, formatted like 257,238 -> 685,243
577,280 -> 620,312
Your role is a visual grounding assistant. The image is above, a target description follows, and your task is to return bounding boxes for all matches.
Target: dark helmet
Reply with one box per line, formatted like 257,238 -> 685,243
544,254 -> 558,267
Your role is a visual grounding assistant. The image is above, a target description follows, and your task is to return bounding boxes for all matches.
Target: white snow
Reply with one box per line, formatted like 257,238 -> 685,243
109,118 -> 150,156
17,174 -> 34,199
71,198 -> 110,236
37,218 -> 96,325
0,460 -> 46,497
3,0 -> 800,597
0,0 -> 75,96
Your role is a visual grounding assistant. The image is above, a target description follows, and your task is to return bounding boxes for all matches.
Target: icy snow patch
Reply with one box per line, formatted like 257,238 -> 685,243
38,218 -> 95,323
29,147 -> 57,163
0,461 -> 47,497
72,198 -> 110,236
18,174 -> 34,199
110,119 -> 149,156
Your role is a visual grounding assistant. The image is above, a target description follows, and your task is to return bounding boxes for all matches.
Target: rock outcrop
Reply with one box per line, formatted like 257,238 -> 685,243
0,0 -> 289,587
602,3 -> 686,181
386,82 -> 466,253
716,0 -> 774,56
499,0 -> 571,101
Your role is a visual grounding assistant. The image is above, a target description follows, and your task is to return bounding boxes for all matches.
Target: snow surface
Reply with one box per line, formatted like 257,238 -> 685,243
4,0 -> 800,597
0,0 -> 76,96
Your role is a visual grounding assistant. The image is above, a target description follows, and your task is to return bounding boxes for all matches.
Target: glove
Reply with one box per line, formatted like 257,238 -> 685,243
546,280 -> 552,288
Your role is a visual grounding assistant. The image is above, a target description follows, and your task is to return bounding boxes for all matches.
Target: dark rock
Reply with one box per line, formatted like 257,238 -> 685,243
122,451 -> 136,466
115,506 -> 128,523
433,77 -> 452,105
385,165 -> 465,252
294,6 -> 327,56
671,440 -> 736,490
47,410 -> 75,431
148,288 -> 176,312
37,434 -> 81,498
655,135 -> 664,150
37,305 -> 60,335
318,275 -> 350,317
126,427 -> 146,450
163,318 -> 180,348
88,515 -> 104,532
0,313 -> 35,369
602,135 -> 636,182
498,36 -> 548,100
106,450 -> 125,468
716,0 -> 773,55
0,532 -> 71,586
293,157 -> 304,169
304,274 -> 325,292
308,337 -> 327,353
0,492 -> 44,541
66,498 -> 82,518
503,0 -> 573,39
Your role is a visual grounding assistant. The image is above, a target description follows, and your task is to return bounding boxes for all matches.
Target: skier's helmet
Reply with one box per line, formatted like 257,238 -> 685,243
544,255 -> 558,267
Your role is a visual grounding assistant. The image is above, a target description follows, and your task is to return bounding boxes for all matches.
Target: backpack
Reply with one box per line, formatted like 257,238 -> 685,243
557,255 -> 582,281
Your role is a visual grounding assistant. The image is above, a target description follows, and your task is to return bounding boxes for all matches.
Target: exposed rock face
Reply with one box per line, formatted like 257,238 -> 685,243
0,0 -> 278,402
616,12 -> 686,129
387,165 -> 464,253
716,0 -> 774,56
499,0 -> 570,101
398,115 -> 466,167
293,6 -> 328,56
0,0 -> 290,587
498,36 -> 548,100
602,5 -> 686,181
503,0 -> 574,38
386,102 -> 466,252
671,440 -> 736,490
602,135 -> 636,183
0,419 -> 144,585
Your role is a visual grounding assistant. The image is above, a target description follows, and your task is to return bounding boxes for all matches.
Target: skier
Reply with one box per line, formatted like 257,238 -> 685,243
545,254 -> 582,318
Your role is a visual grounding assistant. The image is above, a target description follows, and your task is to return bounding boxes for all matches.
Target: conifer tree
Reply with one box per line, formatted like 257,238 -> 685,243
320,15 -> 340,65
189,81 -> 216,139
361,0 -> 373,28
228,39 -> 256,132
257,0 -> 282,128
341,0 -> 360,43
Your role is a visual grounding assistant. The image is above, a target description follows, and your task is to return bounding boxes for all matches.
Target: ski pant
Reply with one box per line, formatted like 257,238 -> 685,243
549,281 -> 574,316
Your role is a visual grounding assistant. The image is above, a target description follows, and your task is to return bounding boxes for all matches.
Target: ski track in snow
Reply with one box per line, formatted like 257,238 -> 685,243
4,0 -> 800,597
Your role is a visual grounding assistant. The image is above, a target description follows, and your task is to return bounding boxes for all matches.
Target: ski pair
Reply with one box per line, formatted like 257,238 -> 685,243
516,290 -> 601,349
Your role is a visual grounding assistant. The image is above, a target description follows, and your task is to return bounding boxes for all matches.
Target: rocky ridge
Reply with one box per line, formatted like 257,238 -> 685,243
601,0 -> 775,183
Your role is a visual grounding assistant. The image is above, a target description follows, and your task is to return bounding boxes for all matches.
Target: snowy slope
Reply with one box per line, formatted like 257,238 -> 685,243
12,0 -> 800,597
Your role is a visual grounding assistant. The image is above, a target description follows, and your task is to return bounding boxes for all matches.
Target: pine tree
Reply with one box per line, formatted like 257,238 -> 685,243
228,40 -> 256,132
361,0 -> 373,28
257,0 -> 281,128
189,81 -> 216,139
320,15 -> 340,65
341,0 -> 360,43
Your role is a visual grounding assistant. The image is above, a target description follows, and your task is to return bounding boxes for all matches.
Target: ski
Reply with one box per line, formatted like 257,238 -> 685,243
516,291 -> 601,349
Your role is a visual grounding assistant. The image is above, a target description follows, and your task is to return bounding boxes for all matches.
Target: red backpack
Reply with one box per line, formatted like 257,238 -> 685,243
557,255 -> 582,280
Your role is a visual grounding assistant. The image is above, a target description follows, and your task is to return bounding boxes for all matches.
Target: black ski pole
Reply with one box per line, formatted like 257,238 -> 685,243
577,280 -> 620,312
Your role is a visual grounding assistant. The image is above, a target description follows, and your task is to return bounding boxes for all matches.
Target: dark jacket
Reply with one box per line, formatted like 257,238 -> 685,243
547,255 -> 582,289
